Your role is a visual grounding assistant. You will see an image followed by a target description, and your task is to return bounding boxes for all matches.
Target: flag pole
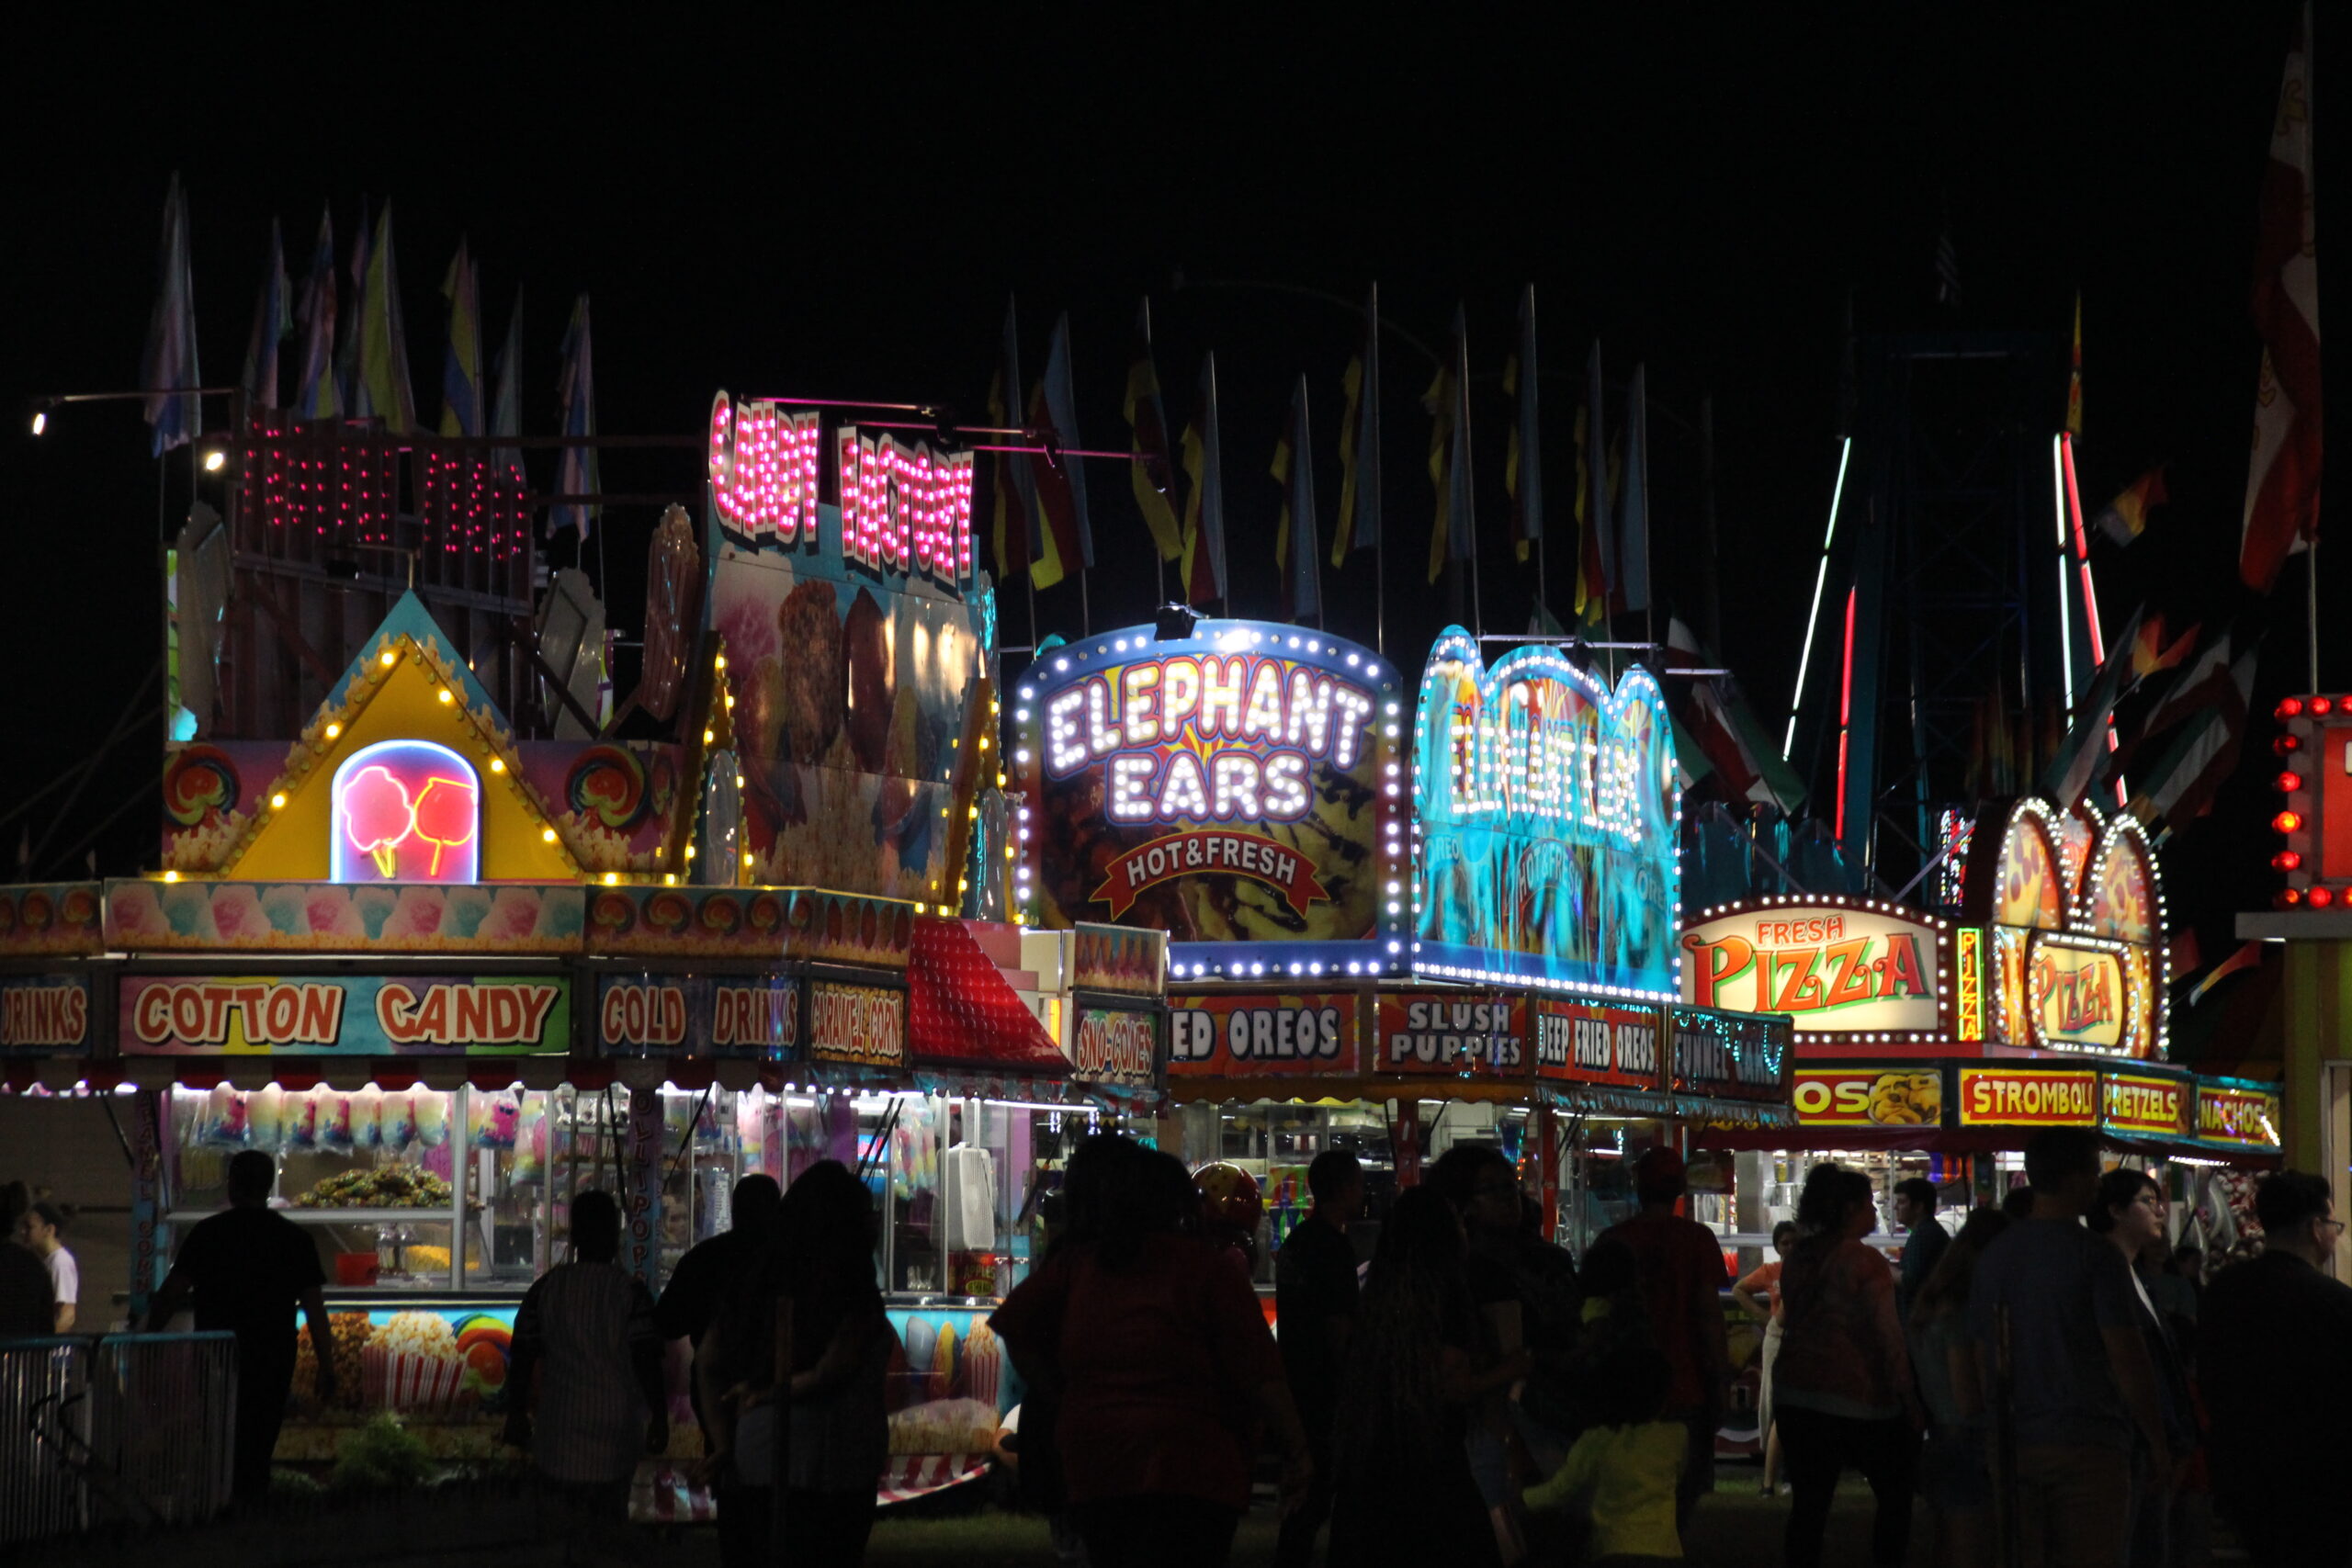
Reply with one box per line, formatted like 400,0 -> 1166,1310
2311,538 -> 2322,691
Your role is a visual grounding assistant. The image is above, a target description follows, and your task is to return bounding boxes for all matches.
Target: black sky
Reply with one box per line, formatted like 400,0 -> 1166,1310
0,8 -> 2328,963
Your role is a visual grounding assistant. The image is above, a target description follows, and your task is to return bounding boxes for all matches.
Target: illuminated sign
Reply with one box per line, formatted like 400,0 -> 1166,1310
2196,1083 -> 2282,1150
595,973 -> 800,1060
1072,1007 -> 1158,1089
1667,1007 -> 1790,1103
1013,623 -> 1401,964
120,975 -> 568,1055
1679,901 -> 1945,1036
1374,994 -> 1526,1077
1955,927 -> 1984,1042
2028,936 -> 2126,1052
1070,923 -> 1167,997
1167,993 -> 1362,1077
1792,1067 -> 1946,1128
1414,629 -> 1679,997
2270,699 -> 2352,897
2329,723 -> 2352,880
807,980 -> 905,1067
1956,1066 -> 2098,1127
0,975 -> 92,1055
707,390 -> 974,589
1533,998 -> 1659,1089
2101,1071 -> 2188,1138
331,739 -> 480,884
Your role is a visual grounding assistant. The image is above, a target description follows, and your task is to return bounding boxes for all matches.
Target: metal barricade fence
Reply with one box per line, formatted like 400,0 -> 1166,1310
0,1337 -> 84,1547
1,1332 -> 238,1547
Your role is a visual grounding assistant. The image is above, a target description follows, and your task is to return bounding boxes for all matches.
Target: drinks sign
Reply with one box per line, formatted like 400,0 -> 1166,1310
0,975 -> 93,1056
1680,902 -> 1945,1037
596,973 -> 801,1061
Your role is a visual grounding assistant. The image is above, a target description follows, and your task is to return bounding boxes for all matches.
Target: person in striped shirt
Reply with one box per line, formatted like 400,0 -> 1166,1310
504,1190 -> 668,1521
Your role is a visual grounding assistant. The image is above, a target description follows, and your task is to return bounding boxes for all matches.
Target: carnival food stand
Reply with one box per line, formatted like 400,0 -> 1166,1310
1010,618 -> 1794,1272
0,388 -> 1178,1517
1690,796 -> 2284,1254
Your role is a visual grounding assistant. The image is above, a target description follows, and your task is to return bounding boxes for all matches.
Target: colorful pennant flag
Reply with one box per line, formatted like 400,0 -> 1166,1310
1179,352 -> 1227,606
355,199 -> 417,434
2040,605 -> 2146,807
1025,312 -> 1092,591
989,297 -> 1035,582
1574,342 -> 1611,625
1423,306 -> 1473,585
2125,645 -> 2258,829
140,173 -> 201,456
2065,291 -> 2083,437
333,196 -> 371,418
1616,363 -> 1651,615
1331,283 -> 1382,567
1273,374 -> 1320,622
239,217 -> 291,412
554,293 -> 598,538
1125,298 -> 1183,564
291,206 -> 339,420
2094,464 -> 2169,547
1666,619 -> 1808,814
1505,284 -> 1542,567
2127,612 -> 2199,680
438,238 -> 484,438
2240,5 -> 2322,593
489,287 -> 524,481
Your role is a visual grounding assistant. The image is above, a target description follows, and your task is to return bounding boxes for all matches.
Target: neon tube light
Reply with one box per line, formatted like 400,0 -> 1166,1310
1835,585 -> 1857,841
2052,436 -> 2076,718
2059,434 -> 2127,804
1784,434 -> 1851,760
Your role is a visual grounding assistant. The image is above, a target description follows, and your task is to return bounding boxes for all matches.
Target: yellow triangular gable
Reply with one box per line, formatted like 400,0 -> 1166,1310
220,607 -> 581,883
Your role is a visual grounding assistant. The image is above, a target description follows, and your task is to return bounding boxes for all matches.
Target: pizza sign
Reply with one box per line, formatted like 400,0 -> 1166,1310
1679,902 -> 1943,1036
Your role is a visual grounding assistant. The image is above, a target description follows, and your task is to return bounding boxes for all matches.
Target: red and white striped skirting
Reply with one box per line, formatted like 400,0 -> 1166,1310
876,1452 -> 990,1507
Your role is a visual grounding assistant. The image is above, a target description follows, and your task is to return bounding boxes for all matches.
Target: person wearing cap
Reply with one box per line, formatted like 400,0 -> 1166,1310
1591,1146 -> 1730,1532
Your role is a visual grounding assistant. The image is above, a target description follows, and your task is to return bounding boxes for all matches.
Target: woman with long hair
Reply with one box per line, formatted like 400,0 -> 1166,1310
1329,1185 -> 1532,1568
1909,1205 -> 2010,1568
2089,1168 -> 2199,1568
993,1135 -> 1310,1568
1773,1163 -> 1919,1568
701,1159 -> 894,1568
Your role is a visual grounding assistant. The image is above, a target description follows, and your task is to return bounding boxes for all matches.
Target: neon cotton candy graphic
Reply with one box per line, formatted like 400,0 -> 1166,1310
331,739 -> 481,883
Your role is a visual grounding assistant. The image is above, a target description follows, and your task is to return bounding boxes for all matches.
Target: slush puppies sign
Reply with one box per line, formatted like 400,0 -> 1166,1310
1012,622 -> 1400,953
1413,630 -> 1679,997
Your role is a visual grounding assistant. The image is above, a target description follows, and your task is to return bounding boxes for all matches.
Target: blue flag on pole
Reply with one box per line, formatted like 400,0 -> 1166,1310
292,206 -> 339,420
140,173 -> 201,455
240,217 -> 291,412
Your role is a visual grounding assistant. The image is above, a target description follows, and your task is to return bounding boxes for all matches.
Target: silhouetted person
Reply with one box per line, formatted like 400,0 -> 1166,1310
2088,1168 -> 2197,1568
1591,1147 -> 1729,1531
1894,1177 -> 1949,1323
1274,1149 -> 1362,1568
2200,1169 -> 2352,1568
657,1173 -> 782,1443
1775,1163 -> 1917,1568
1964,1128 -> 2169,1568
996,1136 -> 1309,1568
0,1183 -> 58,1336
504,1190 -> 667,1524
148,1149 -> 335,1505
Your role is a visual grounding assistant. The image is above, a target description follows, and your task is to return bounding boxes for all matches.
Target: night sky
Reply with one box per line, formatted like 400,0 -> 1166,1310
0,9 -> 2329,975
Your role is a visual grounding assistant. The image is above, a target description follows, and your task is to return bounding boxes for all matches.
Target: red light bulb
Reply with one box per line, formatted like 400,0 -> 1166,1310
2276,734 -> 2303,755
2312,886 -> 2337,909
2313,696 -> 2337,716
2276,810 -> 2304,834
2278,697 -> 2306,719
2276,851 -> 2304,872
2279,888 -> 2305,908
2278,771 -> 2307,793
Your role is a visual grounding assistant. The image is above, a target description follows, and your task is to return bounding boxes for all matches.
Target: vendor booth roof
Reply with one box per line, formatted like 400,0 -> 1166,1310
908,917 -> 1066,1072
1690,1122 -> 2278,1168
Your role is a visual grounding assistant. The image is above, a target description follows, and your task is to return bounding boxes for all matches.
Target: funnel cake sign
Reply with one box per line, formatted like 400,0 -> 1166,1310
1012,621 -> 1400,949
1413,630 -> 1679,998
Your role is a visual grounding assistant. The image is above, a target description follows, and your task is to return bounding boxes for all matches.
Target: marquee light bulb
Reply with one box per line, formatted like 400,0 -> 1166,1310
2275,811 -> 2303,834
2312,696 -> 2336,716
2311,886 -> 2337,909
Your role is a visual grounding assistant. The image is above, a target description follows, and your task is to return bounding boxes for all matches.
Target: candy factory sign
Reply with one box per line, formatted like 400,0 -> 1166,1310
120,975 -> 570,1055
707,390 -> 975,589
1014,622 -> 1399,954
1414,629 -> 1679,997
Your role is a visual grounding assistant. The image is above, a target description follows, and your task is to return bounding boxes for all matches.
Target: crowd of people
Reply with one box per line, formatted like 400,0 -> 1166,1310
52,1127 -> 2352,1567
